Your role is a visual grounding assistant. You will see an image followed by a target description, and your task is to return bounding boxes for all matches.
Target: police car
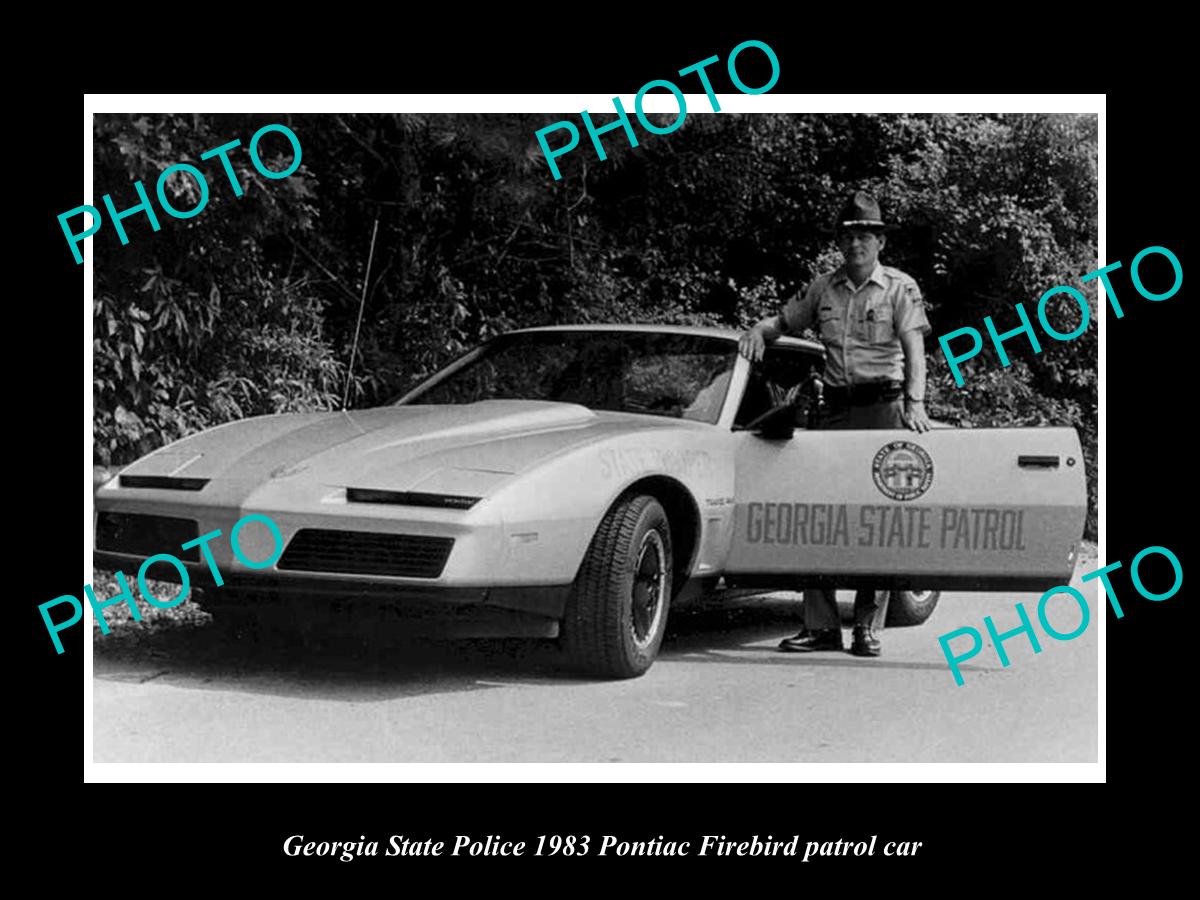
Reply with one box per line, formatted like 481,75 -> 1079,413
94,325 -> 1087,677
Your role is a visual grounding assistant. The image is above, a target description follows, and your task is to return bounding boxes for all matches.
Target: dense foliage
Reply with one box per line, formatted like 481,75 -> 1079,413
93,112 -> 1098,537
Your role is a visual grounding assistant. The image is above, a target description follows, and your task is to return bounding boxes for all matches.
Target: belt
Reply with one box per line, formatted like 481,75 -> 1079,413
825,381 -> 903,407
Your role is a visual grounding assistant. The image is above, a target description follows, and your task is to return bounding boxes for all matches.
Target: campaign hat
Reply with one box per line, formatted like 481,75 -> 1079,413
835,191 -> 895,232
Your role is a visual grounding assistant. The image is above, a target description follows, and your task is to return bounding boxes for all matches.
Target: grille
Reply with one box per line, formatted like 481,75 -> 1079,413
278,530 -> 454,578
95,512 -> 200,561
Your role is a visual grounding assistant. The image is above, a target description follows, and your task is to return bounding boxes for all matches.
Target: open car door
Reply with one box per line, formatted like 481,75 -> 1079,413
724,424 -> 1087,591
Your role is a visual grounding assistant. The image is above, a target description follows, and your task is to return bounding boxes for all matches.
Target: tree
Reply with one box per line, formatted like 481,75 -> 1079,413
93,111 -> 1097,536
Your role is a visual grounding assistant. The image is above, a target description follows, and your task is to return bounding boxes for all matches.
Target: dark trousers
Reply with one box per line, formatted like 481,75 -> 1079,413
803,397 -> 905,633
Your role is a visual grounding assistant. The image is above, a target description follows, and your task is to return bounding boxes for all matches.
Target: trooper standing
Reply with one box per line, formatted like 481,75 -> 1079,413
738,191 -> 931,657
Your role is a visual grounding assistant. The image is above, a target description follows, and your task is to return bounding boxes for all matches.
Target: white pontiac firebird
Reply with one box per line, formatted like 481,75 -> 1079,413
94,325 -> 1087,677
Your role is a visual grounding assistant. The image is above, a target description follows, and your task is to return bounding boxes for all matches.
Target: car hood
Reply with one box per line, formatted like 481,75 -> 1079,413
121,400 -> 686,495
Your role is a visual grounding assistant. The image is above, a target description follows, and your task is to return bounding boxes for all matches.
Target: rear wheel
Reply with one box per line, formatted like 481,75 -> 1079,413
561,494 -> 673,678
885,588 -> 941,627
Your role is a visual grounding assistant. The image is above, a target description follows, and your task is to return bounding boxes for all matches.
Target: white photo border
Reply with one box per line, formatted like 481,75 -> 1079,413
83,92 -> 1106,783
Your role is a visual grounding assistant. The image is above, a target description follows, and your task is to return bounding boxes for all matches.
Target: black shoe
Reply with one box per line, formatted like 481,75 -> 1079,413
778,629 -> 844,653
849,626 -> 882,657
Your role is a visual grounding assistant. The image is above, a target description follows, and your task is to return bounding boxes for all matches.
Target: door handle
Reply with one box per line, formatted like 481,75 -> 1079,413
1018,455 -> 1060,468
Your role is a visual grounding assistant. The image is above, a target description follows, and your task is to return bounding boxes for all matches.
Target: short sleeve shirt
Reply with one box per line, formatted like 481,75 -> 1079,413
780,263 -> 930,387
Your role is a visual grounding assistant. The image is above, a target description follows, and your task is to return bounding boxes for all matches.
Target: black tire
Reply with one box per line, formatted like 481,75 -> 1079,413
885,588 -> 941,627
561,494 -> 673,678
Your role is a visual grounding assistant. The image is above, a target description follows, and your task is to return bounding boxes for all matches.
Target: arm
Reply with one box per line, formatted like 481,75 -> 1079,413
899,328 -> 931,433
738,313 -> 786,362
740,285 -> 815,362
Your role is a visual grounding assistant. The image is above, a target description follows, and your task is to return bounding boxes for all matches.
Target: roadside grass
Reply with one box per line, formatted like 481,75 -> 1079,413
90,569 -> 210,637
1077,538 -> 1098,571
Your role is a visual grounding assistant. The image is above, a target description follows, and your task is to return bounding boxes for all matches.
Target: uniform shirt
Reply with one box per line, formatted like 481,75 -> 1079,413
780,262 -> 930,387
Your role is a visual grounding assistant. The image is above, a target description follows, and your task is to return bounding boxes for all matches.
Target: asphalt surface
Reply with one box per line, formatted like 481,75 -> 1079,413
92,563 -> 1098,764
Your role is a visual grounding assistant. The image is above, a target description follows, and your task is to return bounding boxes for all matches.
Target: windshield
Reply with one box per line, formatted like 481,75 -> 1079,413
401,330 -> 738,424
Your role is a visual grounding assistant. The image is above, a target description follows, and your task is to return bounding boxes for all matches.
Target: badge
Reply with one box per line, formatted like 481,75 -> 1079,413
872,441 -> 934,501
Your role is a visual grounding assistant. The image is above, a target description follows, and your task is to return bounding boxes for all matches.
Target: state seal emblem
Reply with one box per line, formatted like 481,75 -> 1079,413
872,441 -> 933,501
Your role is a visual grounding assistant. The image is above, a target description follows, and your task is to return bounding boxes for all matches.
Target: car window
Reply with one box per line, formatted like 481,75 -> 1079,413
402,331 -> 738,424
625,352 -> 733,422
734,348 -> 821,428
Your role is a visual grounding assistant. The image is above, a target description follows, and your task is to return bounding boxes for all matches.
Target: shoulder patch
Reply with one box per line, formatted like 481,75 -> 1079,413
882,266 -> 917,286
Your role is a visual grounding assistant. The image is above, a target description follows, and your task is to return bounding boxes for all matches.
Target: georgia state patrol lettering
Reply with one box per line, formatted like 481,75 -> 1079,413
780,263 -> 930,387
743,502 -> 1029,552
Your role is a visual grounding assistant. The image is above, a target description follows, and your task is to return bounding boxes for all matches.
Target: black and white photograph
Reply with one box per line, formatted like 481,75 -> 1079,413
83,97 -> 1100,767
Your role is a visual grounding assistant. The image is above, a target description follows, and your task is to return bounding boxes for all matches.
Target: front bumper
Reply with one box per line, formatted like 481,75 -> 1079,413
91,477 -> 580,621
92,548 -> 571,618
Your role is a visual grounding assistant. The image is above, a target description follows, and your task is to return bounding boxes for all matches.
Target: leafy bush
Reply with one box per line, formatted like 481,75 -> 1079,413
93,112 -> 1097,537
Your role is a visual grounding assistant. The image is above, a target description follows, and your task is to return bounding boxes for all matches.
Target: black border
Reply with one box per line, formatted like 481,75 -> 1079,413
28,22 -> 1191,884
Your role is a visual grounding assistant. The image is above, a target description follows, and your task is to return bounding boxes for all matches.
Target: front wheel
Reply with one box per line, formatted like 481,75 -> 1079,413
885,588 -> 942,627
560,494 -> 673,678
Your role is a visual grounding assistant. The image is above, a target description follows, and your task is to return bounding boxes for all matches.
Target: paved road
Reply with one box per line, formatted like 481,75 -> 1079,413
92,568 -> 1097,764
